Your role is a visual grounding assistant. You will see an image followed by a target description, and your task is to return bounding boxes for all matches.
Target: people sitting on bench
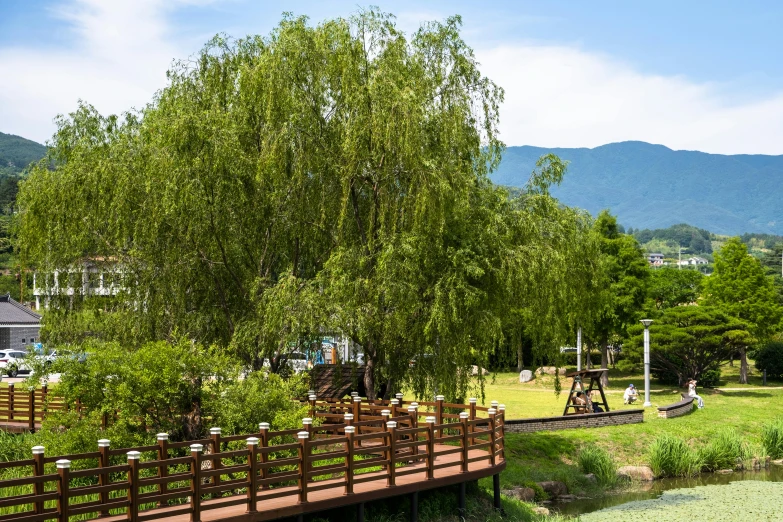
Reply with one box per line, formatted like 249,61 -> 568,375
573,391 -> 588,413
623,384 -> 638,404
590,390 -> 604,412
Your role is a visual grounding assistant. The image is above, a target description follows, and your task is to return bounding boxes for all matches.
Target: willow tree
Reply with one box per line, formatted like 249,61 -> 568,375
18,10 -> 602,400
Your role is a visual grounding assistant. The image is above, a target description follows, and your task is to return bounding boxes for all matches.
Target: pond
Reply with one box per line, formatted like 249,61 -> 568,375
552,465 -> 783,519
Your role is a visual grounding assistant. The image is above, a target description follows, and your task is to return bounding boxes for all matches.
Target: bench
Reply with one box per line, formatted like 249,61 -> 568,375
657,395 -> 695,418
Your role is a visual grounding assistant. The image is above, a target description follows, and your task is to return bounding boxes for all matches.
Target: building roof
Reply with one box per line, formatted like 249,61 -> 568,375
0,294 -> 41,326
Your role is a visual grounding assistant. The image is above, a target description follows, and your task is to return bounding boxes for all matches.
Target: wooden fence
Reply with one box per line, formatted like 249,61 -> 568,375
0,396 -> 506,522
0,384 -> 72,432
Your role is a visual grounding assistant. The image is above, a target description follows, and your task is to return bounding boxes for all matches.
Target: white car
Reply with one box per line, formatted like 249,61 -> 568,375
0,350 -> 32,377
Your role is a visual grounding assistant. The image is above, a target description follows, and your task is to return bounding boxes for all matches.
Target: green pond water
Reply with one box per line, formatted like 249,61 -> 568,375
553,466 -> 783,520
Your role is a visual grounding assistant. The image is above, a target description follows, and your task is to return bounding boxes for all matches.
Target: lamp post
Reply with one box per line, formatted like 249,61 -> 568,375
641,319 -> 653,407
576,327 -> 582,371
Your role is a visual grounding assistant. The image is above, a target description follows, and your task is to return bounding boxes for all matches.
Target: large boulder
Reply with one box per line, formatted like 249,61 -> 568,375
537,481 -> 568,498
471,365 -> 489,376
532,506 -> 550,516
535,366 -> 566,376
617,465 -> 654,482
519,370 -> 534,383
502,487 -> 536,502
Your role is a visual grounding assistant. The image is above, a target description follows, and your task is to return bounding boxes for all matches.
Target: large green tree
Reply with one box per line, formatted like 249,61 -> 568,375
646,267 -> 703,310
702,237 -> 783,383
18,11 -> 601,400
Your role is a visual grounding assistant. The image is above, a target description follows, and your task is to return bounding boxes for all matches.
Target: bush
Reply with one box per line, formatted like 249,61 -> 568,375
577,446 -> 617,486
648,434 -> 701,478
699,368 -> 722,388
755,342 -> 783,379
698,428 -> 749,472
762,418 -> 783,459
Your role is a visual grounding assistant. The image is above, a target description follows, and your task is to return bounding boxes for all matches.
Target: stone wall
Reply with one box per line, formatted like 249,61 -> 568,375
504,409 -> 644,433
657,397 -> 694,419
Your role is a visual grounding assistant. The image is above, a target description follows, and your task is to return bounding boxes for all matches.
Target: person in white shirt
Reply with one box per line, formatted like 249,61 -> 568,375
688,379 -> 704,409
623,384 -> 638,404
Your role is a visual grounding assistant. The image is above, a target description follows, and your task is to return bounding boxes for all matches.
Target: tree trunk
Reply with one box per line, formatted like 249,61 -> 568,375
600,343 -> 609,387
516,335 -> 523,372
739,347 -> 748,384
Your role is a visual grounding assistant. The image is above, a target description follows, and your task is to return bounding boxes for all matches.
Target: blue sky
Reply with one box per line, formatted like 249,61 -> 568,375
2,0 -> 783,153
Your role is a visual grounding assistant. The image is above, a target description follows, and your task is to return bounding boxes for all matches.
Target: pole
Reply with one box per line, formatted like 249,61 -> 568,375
643,324 -> 651,407
577,327 -> 582,371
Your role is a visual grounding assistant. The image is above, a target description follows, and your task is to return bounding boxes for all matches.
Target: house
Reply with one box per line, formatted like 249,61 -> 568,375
647,253 -> 664,266
33,258 -> 122,310
0,294 -> 41,352
688,256 -> 708,265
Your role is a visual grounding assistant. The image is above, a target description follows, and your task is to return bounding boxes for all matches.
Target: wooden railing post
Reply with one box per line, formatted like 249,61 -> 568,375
389,398 -> 399,417
345,425 -> 355,495
386,421 -> 397,487
460,412 -> 469,473
209,427 -> 222,490
190,444 -> 203,522
28,386 -> 35,431
302,417 -> 313,437
246,437 -> 259,513
258,423 -> 269,489
156,433 -> 169,506
308,394 -> 317,418
425,417 -> 435,480
468,398 -> 477,442
127,451 -> 140,522
498,404 -> 506,460
487,408 -> 497,466
435,395 -> 444,432
56,459 -> 71,522
353,396 -> 362,442
407,405 -> 418,457
32,446 -> 45,515
8,383 -> 14,421
395,392 -> 404,411
98,439 -> 111,517
297,431 -> 309,504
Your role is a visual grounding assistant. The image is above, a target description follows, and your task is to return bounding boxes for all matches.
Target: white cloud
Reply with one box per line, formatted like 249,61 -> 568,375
476,44 -> 783,154
0,0 -> 189,143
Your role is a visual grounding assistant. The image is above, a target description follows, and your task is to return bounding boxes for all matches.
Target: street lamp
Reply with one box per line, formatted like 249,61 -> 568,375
576,327 -> 582,371
640,319 -> 653,407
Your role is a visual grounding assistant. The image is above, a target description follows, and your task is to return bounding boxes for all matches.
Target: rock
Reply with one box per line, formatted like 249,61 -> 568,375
753,457 -> 761,470
616,465 -> 654,482
502,487 -> 536,502
471,365 -> 489,376
717,469 -> 733,474
535,366 -> 566,376
519,370 -> 534,383
558,494 -> 578,501
537,481 -> 568,498
584,473 -> 597,484
772,459 -> 783,466
532,506 -> 550,516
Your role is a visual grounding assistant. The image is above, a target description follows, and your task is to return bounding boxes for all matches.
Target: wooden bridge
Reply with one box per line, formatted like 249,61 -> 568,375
0,395 -> 506,522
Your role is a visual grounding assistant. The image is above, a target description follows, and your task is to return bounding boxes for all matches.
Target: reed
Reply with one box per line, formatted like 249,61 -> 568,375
648,434 -> 701,478
761,417 -> 783,459
577,446 -> 617,486
698,428 -> 749,472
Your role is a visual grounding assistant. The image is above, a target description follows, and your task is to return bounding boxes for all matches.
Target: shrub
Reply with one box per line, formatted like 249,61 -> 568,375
648,434 -> 701,477
762,418 -> 783,459
698,428 -> 749,472
699,368 -> 722,388
577,446 -> 617,486
755,342 -> 783,379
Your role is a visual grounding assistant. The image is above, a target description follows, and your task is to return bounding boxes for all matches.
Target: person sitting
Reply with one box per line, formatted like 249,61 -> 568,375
590,390 -> 604,413
687,379 -> 705,409
572,391 -> 588,413
623,384 -> 638,404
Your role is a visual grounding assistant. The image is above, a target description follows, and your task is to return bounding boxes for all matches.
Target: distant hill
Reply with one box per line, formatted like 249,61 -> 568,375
491,141 -> 783,235
0,132 -> 46,176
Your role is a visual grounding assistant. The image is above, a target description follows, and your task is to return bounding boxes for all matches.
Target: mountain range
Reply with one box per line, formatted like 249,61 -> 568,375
491,141 -> 783,235
0,132 -> 47,176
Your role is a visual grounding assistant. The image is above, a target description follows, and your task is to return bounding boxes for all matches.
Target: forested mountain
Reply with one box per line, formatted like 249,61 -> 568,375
492,141 -> 783,235
0,132 -> 46,176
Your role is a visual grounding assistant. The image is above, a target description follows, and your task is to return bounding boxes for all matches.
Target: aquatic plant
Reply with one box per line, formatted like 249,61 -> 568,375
698,428 -> 749,472
648,434 -> 701,478
761,417 -> 783,459
577,446 -> 617,486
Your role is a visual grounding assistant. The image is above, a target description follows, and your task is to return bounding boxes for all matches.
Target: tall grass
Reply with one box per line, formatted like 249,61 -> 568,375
576,446 -> 617,486
762,417 -> 783,459
698,428 -> 750,472
648,434 -> 701,478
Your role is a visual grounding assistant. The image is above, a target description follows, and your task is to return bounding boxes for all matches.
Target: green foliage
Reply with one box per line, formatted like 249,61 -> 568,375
208,372 -> 309,434
576,446 -> 617,486
0,132 -> 46,176
761,418 -> 783,459
626,305 -> 749,386
754,341 -> 783,379
697,428 -> 749,472
645,267 -> 703,310
647,433 -> 701,478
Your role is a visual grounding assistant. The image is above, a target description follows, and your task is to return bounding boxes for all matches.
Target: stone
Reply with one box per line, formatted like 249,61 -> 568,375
519,370 -> 534,383
535,366 -> 566,376
717,469 -> 733,474
471,365 -> 489,376
584,473 -> 597,484
532,506 -> 550,516
558,494 -> 578,501
616,465 -> 654,482
537,481 -> 568,498
772,459 -> 783,466
502,487 -> 536,502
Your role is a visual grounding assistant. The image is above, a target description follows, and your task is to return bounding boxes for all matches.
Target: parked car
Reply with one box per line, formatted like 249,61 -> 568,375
0,350 -> 32,377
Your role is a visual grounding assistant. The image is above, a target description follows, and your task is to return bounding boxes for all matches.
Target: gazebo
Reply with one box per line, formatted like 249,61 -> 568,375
563,368 -> 610,415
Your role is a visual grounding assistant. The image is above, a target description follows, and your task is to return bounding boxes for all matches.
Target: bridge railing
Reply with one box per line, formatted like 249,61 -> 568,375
0,397 -> 505,522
